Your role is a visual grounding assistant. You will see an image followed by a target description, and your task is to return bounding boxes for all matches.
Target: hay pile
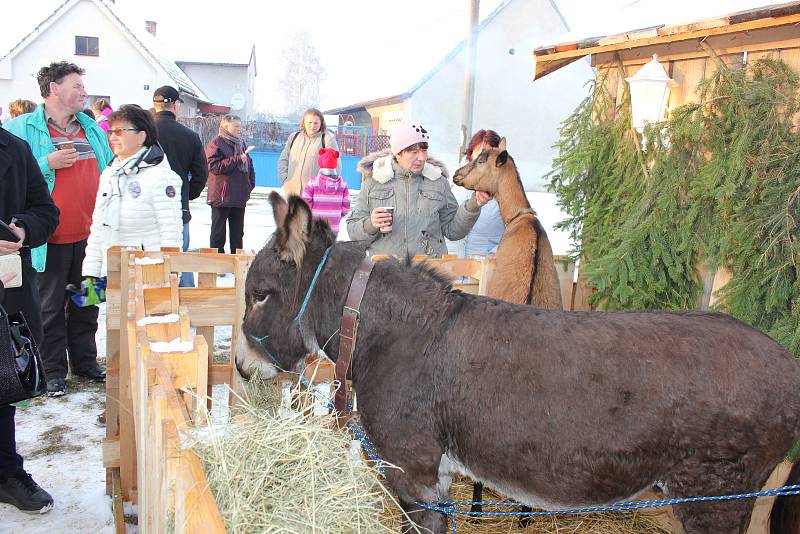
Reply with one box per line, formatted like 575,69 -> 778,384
190,379 -> 672,533
189,379 -> 405,533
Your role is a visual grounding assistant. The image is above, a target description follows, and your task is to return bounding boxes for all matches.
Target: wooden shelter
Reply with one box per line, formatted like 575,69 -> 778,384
533,1 -> 800,310
533,2 -> 800,81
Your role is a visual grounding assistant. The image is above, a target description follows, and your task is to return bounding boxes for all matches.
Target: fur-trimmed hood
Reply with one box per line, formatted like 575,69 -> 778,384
357,150 -> 448,184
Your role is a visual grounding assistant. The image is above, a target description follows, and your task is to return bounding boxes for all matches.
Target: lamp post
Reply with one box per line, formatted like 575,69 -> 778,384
625,54 -> 677,133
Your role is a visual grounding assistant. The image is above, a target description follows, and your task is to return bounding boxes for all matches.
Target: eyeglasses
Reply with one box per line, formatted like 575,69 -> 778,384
108,128 -> 139,136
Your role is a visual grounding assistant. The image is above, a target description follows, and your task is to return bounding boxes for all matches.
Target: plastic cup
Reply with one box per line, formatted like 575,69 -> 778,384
378,206 -> 394,233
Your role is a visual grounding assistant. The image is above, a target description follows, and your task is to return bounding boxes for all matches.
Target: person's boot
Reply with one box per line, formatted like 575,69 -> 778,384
0,469 -> 54,514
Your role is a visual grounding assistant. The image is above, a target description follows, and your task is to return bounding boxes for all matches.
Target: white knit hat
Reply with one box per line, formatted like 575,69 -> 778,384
389,120 -> 430,155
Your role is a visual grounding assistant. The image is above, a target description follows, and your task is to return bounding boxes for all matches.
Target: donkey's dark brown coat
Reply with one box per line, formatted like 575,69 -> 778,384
237,193 -> 800,534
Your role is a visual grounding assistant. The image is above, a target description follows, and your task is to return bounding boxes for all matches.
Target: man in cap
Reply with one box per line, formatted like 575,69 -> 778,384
152,86 -> 208,286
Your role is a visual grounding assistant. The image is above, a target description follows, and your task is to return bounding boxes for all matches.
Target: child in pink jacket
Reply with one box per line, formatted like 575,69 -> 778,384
301,148 -> 350,234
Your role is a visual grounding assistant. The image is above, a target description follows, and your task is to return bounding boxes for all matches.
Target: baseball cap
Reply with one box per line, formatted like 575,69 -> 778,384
153,86 -> 183,104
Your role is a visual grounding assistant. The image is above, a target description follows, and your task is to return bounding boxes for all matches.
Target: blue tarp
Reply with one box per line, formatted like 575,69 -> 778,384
250,152 -> 363,189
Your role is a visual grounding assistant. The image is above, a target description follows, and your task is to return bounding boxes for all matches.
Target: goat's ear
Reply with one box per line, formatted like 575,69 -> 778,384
495,150 -> 509,167
273,193 -> 312,264
498,137 -> 507,152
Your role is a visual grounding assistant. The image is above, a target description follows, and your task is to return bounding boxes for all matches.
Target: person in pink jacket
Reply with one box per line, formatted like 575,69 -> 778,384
91,98 -> 112,133
301,148 -> 350,235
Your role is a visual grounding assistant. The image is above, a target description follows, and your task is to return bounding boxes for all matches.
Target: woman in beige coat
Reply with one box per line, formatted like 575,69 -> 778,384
277,108 -> 341,197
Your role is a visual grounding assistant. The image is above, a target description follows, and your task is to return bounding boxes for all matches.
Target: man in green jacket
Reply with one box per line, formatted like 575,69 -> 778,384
3,62 -> 113,397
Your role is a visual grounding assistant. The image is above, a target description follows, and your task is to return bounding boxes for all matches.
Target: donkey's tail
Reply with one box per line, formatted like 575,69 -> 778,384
771,461 -> 800,534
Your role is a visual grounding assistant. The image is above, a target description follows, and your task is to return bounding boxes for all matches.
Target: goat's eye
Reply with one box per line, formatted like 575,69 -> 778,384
477,154 -> 487,164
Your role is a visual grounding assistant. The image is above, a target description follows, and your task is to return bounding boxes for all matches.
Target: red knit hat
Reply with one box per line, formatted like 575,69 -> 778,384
318,148 -> 339,169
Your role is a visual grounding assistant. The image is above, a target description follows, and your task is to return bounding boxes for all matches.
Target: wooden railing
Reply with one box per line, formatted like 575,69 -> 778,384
103,246 -> 253,533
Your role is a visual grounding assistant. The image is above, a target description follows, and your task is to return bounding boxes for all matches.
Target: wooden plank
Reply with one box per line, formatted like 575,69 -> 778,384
667,57 -> 708,107
592,27 -> 800,68
533,55 -> 582,80
534,12 -> 800,64
118,250 -> 138,503
598,25 -> 662,46
209,363 -> 232,385
709,267 -> 734,309
553,257 -> 575,311
111,468 -> 126,534
230,254 -> 253,398
746,459 -> 795,534
173,448 -> 227,534
102,438 -> 120,468
779,47 -> 800,74
143,320 -> 181,342
195,272 -> 217,356
779,47 -> 800,128
142,286 -> 174,316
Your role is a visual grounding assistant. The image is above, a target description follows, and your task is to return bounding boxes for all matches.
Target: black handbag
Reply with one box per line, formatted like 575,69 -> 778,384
0,303 -> 46,405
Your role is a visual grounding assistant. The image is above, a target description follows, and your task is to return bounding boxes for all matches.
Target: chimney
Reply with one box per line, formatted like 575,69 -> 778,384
145,20 -> 157,37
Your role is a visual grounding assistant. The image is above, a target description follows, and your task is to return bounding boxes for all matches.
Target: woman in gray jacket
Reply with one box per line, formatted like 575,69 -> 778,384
278,108 -> 340,198
347,120 -> 490,257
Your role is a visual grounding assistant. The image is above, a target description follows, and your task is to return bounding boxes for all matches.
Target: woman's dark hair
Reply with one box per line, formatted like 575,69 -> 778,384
299,108 -> 326,132
108,104 -> 158,147
399,142 -> 429,154
36,62 -> 85,98
465,129 -> 501,162
82,108 -> 95,119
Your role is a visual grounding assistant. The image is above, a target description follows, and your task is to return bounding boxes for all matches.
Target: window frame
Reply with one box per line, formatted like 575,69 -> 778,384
75,36 -> 99,57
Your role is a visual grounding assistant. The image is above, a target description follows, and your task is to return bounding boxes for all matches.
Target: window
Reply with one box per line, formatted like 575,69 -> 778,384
75,36 -> 99,56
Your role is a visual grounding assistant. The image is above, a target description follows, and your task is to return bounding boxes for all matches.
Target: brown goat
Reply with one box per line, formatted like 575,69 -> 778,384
453,138 -> 562,309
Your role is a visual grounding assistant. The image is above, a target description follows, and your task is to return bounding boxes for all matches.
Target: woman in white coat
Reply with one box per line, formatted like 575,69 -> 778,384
83,104 -> 182,278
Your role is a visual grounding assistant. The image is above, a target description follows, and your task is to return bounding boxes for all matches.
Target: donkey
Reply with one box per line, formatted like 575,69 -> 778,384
453,138 -> 562,309
237,192 -> 800,534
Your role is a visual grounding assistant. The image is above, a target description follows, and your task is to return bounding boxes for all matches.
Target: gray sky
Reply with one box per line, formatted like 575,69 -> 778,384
2,0 -> 780,113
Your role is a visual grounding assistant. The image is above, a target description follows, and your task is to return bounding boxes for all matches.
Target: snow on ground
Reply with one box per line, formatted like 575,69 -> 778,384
3,186 -> 571,533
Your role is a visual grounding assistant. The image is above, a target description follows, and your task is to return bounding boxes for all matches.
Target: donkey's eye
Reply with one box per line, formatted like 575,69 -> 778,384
252,289 -> 270,303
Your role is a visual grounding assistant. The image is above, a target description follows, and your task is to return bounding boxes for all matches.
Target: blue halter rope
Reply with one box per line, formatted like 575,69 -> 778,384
293,245 -> 333,323
246,245 -> 333,374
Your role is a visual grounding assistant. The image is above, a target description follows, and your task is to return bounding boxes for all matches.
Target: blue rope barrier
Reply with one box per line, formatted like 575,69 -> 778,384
345,411 -> 800,532
284,377 -> 800,533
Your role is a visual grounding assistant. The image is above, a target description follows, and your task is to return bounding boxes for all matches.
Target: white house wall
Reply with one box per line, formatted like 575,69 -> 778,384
406,0 -> 593,192
0,0 -> 194,117
178,63 -> 252,118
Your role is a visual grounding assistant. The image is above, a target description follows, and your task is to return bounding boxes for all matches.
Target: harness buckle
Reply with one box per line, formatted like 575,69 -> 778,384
343,305 -> 360,317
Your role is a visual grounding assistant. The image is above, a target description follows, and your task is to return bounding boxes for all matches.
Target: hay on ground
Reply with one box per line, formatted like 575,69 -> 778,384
190,378 -> 673,533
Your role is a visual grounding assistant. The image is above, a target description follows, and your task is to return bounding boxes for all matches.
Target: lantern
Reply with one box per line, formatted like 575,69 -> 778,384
625,54 -> 677,132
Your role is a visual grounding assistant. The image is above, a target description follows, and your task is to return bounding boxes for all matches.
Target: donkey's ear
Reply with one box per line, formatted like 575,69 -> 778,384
498,137 -> 507,152
269,191 -> 288,227
495,150 -> 509,167
275,194 -> 312,264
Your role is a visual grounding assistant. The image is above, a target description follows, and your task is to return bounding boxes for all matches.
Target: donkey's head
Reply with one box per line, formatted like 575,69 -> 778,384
235,192 -> 336,380
452,137 -> 512,195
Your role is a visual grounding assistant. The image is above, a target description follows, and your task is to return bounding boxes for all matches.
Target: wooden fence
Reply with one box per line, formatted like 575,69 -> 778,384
102,248 -> 503,532
102,246 -> 252,532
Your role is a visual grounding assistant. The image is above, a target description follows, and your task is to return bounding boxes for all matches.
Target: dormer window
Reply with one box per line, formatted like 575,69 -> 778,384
75,36 -> 99,56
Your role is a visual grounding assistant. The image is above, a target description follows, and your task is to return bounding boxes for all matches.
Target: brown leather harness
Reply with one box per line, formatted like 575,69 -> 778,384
333,256 -> 375,416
